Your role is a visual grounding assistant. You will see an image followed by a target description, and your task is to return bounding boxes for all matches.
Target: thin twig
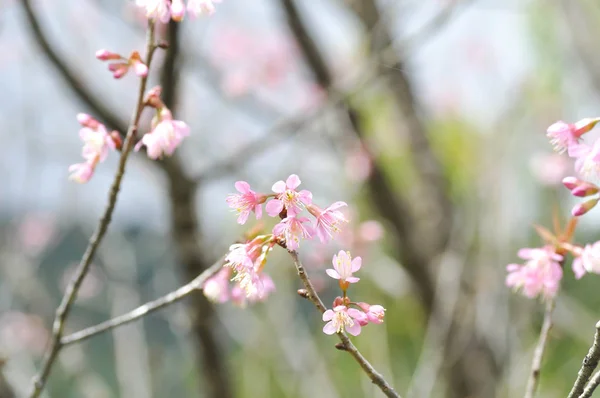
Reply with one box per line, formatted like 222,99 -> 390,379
567,320 -> 600,398
523,298 -> 555,398
581,368 -> 600,398
288,250 -> 401,398
61,259 -> 224,346
27,21 -> 158,398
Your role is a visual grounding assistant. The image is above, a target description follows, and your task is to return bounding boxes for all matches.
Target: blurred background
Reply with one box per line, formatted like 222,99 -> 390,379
3,0 -> 600,397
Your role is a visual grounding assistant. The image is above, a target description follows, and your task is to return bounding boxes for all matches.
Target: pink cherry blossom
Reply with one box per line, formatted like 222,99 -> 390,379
547,118 -> 599,153
322,305 -> 365,336
307,201 -> 348,243
68,162 -> 95,183
572,242 -> 600,279
226,181 -> 265,224
572,198 -> 599,217
272,216 -> 313,251
357,303 -> 386,324
187,0 -> 221,17
505,246 -> 563,299
202,267 -> 231,303
79,125 -> 115,163
266,174 -> 312,217
170,0 -> 185,20
135,111 -> 189,159
135,0 -> 171,23
569,140 -> 600,180
326,250 -> 361,284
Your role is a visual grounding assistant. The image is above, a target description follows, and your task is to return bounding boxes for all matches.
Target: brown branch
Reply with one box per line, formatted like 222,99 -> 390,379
158,21 -> 233,398
288,251 -> 401,398
21,0 -> 127,133
524,298 -> 555,398
567,320 -> 600,398
27,21 -> 158,398
60,259 -> 224,346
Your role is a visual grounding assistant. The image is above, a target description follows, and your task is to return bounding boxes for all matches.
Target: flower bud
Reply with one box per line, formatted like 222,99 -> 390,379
572,198 -> 599,217
95,49 -> 121,61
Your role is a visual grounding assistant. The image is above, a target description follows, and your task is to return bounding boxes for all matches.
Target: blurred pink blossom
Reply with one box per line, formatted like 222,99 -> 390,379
506,246 -> 563,299
547,118 -> 599,154
572,242 -> 600,279
135,109 -> 189,159
16,213 -> 57,254
0,312 -> 49,355
529,153 -> 570,186
345,145 -> 373,182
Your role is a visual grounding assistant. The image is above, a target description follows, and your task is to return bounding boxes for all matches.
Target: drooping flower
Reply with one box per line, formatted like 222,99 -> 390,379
225,237 -> 274,298
135,0 -> 171,23
326,250 -> 361,285
505,246 -> 563,299
356,303 -> 386,324
68,162 -> 95,184
135,109 -> 189,159
322,305 -> 365,336
569,140 -> 600,181
266,174 -> 312,217
187,0 -> 221,17
202,267 -> 231,303
572,242 -> 600,279
546,118 -> 599,153
96,49 -> 148,79
226,181 -> 266,224
307,201 -> 348,243
272,216 -> 313,251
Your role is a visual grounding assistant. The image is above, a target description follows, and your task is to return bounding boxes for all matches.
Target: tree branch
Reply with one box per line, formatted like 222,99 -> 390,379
567,320 -> 600,398
21,0 -> 127,133
27,21 -> 158,398
581,369 -> 600,398
60,259 -> 224,346
524,298 -> 555,398
288,250 -> 400,398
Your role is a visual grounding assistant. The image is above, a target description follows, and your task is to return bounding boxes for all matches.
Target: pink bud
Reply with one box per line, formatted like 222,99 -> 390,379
573,118 -> 600,137
572,198 -> 599,217
562,176 -> 581,190
95,49 -> 122,61
109,63 -> 129,79
170,0 -> 185,21
571,183 -> 600,197
132,61 -> 148,77
76,113 -> 100,129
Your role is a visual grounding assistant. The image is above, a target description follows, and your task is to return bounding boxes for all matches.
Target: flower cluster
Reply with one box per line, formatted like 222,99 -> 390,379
227,174 -> 348,250
68,114 -> 121,183
506,246 -> 563,299
96,49 -> 148,79
322,251 -> 385,336
135,0 -> 221,22
209,176 -> 387,338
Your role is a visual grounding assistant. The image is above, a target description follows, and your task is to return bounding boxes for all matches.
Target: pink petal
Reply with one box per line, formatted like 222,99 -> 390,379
322,309 -> 335,321
346,322 -> 361,336
266,199 -> 284,217
254,204 -> 262,219
326,201 -> 347,211
286,174 -> 301,189
237,211 -> 249,225
272,180 -> 286,193
351,257 -> 362,272
346,276 -> 360,283
235,181 -> 251,194
323,322 -> 337,335
326,269 -> 341,279
298,190 -> 312,205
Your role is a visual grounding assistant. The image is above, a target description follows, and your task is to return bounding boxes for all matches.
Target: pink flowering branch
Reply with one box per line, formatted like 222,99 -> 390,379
567,320 -> 600,398
287,250 -> 400,398
523,298 -> 555,398
27,21 -> 158,398
60,258 -> 225,346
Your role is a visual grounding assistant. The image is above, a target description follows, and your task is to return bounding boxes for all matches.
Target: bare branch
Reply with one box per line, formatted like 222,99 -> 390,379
288,250 -> 400,398
27,21 -> 159,398
21,0 -> 127,132
567,320 -> 600,398
524,299 -> 555,398
61,259 -> 224,346
581,369 -> 600,398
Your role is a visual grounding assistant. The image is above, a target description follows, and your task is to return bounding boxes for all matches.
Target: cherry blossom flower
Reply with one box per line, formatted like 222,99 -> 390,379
135,109 -> 189,159
266,174 -> 312,217
307,201 -> 348,243
202,267 -> 231,303
547,118 -> 599,154
322,305 -> 365,336
68,161 -> 95,183
187,0 -> 221,17
569,140 -> 600,180
272,216 -> 313,251
357,303 -> 386,324
226,181 -> 266,224
135,0 -> 171,23
225,238 -> 274,298
326,250 -> 361,285
572,242 -> 600,279
505,246 -> 563,299
96,49 -> 148,79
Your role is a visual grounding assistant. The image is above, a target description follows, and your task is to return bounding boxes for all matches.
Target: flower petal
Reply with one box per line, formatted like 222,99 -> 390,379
326,269 -> 341,280
286,174 -> 301,189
